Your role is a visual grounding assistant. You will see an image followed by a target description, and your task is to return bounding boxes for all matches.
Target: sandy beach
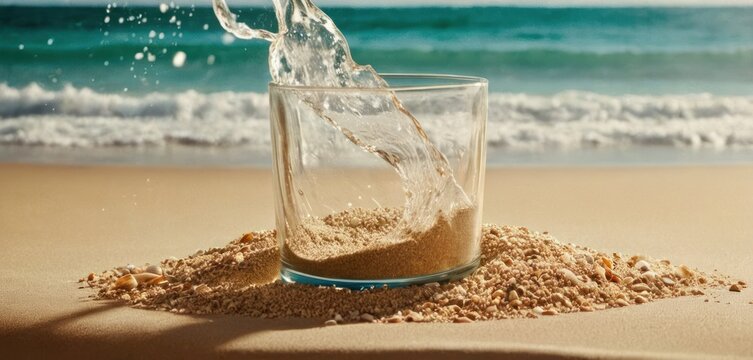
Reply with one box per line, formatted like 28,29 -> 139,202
0,163 -> 751,359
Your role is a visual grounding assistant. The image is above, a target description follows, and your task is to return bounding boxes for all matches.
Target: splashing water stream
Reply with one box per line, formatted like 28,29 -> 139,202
212,0 -> 472,233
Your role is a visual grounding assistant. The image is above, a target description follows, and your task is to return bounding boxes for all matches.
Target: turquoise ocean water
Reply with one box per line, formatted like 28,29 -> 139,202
1,5 -> 753,165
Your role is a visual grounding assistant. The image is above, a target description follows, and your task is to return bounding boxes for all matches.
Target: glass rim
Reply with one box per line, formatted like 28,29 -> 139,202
269,73 -> 488,92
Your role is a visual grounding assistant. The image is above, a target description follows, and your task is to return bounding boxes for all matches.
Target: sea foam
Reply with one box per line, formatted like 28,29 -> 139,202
2,83 -> 753,151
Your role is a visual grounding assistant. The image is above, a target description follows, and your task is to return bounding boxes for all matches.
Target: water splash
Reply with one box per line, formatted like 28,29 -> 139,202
213,0 -> 472,232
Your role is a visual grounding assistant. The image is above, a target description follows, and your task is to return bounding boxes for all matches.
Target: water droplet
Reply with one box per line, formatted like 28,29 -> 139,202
172,51 -> 186,68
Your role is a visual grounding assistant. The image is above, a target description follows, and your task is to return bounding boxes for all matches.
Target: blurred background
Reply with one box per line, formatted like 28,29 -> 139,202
1,0 -> 753,166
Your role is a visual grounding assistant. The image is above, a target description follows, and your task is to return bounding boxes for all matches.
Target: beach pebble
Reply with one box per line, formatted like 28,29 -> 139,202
542,308 -> 558,316
615,299 -> 630,307
635,295 -> 648,304
324,319 -> 338,326
729,284 -> 742,292
360,313 -> 375,322
661,277 -> 676,286
453,316 -> 473,323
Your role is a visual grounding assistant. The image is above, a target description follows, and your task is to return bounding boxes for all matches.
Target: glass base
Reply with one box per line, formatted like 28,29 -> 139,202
280,257 -> 480,290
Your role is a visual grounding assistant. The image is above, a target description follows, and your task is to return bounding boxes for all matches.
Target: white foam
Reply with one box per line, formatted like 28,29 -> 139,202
2,83 -> 753,151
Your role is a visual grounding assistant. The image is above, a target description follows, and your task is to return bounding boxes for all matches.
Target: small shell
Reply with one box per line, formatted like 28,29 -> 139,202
559,268 -> 583,287
678,265 -> 694,278
542,309 -> 558,316
600,257 -> 613,270
146,275 -> 168,286
729,284 -> 742,292
453,316 -> 473,323
634,260 -> 652,272
635,295 -> 649,304
641,271 -> 658,281
604,267 -> 621,283
631,283 -> 652,292
133,273 -> 160,284
360,313 -> 375,322
113,274 -> 137,291
661,277 -> 676,286
323,319 -> 338,326
145,265 -> 163,275
615,299 -> 630,307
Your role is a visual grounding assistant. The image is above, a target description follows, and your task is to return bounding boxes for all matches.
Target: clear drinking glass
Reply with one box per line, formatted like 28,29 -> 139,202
270,74 -> 488,288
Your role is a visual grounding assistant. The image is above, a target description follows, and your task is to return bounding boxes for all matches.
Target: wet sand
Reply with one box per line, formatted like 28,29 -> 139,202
0,163 -> 751,359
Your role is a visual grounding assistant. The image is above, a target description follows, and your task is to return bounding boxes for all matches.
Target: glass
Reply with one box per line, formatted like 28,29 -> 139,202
270,74 -> 488,288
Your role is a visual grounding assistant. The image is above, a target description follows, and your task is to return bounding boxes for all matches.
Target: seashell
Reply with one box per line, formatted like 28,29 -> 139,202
634,295 -> 648,304
133,273 -> 160,284
559,268 -> 583,287
661,277 -> 676,286
360,313 -> 375,322
604,267 -> 621,283
113,274 -> 137,291
146,275 -> 168,286
678,265 -> 694,278
145,265 -> 163,275
729,284 -> 742,292
631,283 -> 651,292
641,271 -> 658,281
600,257 -> 613,270
634,260 -> 652,272
240,233 -> 254,243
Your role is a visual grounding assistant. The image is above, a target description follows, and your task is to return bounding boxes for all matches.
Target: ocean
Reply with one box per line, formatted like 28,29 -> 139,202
1,4 -> 753,166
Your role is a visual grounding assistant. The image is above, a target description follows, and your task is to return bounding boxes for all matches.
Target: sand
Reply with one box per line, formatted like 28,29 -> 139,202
88,223 -> 735,323
1,163 -> 752,359
284,207 -> 478,279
